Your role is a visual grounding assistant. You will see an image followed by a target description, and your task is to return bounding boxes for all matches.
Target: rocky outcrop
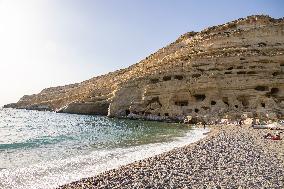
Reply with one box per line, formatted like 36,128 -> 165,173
5,15 -> 284,121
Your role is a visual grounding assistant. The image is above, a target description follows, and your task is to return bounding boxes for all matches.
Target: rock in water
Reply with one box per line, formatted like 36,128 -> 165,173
5,15 -> 284,120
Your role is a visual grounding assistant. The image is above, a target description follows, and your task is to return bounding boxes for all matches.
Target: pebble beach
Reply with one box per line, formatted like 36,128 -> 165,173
58,125 -> 284,188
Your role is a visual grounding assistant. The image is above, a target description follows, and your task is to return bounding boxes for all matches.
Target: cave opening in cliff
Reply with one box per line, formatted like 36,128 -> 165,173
125,109 -> 130,116
175,101 -> 188,106
237,96 -> 249,107
222,97 -> 229,106
270,88 -> 279,95
211,101 -> 216,105
150,78 -> 159,84
255,86 -> 269,91
194,108 -> 199,113
258,42 -> 267,47
163,76 -> 171,81
227,67 -> 233,70
164,113 -> 169,116
194,94 -> 206,102
235,105 -> 238,108
174,75 -> 183,80
272,72 -> 280,76
261,103 -> 265,108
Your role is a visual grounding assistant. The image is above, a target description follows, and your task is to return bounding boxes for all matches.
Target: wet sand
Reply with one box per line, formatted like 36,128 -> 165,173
58,125 -> 284,188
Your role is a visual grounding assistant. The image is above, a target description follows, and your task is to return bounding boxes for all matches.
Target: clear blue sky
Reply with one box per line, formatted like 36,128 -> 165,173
0,0 -> 283,106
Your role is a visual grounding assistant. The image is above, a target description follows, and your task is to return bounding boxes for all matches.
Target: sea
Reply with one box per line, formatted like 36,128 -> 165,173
0,108 -> 208,189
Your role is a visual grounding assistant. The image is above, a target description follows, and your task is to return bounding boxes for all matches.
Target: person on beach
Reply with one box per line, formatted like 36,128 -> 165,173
275,131 -> 280,139
264,132 -> 281,140
203,121 -> 206,129
239,119 -> 242,126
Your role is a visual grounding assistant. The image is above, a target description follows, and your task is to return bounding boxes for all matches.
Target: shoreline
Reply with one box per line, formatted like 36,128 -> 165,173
0,108 -> 208,189
57,126 -> 217,189
58,124 -> 284,188
52,127 -> 210,188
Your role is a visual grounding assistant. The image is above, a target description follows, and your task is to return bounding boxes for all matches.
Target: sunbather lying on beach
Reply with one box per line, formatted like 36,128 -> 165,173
263,132 -> 281,140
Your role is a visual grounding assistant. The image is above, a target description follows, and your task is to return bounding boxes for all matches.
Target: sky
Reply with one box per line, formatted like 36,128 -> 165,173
0,0 -> 283,106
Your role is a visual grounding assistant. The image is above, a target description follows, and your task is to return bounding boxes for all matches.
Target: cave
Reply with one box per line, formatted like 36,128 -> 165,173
194,108 -> 199,113
272,72 -> 280,76
240,57 -> 246,61
261,103 -> 265,108
258,42 -> 267,47
174,75 -> 184,80
237,96 -> 249,107
164,113 -> 169,116
125,109 -> 130,116
175,101 -> 188,106
163,76 -> 171,81
222,97 -> 229,106
270,88 -> 279,95
235,105 -> 238,108
211,101 -> 216,105
194,94 -> 206,101
150,78 -> 159,84
87,101 -> 110,116
227,67 -> 233,70
225,71 -> 232,74
255,86 -> 269,91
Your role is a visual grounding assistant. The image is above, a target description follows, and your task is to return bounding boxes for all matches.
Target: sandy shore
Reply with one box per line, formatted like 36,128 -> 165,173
58,125 -> 284,188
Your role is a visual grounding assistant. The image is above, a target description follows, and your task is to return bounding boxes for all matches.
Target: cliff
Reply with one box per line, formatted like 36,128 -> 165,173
5,15 -> 284,122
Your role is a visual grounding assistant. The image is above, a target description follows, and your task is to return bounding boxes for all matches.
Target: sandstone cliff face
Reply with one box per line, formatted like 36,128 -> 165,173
5,15 -> 284,121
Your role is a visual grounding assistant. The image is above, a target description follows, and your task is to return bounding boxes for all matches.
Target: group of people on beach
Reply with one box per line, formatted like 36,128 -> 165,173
201,117 -> 283,140
251,118 -> 283,140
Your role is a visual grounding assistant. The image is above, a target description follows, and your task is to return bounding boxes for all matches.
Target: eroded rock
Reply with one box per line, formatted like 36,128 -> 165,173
6,15 -> 284,120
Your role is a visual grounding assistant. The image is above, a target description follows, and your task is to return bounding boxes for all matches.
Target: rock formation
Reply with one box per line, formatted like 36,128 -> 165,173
5,15 -> 284,122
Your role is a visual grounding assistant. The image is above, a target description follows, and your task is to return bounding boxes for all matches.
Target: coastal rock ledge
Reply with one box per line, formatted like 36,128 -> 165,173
5,15 -> 284,122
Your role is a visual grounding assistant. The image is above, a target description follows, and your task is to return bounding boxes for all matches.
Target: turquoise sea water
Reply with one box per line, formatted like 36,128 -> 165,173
0,108 -> 208,189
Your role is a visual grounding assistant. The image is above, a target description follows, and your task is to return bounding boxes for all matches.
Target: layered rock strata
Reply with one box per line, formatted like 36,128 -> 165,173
5,15 -> 284,121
